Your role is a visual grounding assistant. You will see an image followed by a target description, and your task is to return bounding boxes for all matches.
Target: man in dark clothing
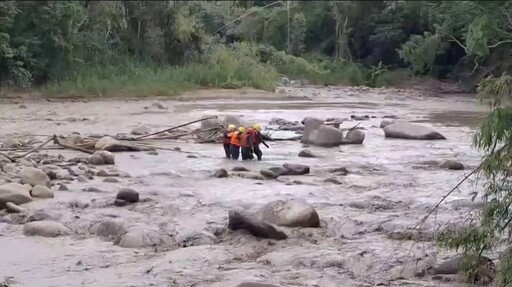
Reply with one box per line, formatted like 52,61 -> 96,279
252,124 -> 264,161
223,124 -> 236,158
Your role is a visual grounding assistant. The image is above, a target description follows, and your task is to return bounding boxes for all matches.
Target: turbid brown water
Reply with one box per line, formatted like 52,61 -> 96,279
0,85 -> 491,286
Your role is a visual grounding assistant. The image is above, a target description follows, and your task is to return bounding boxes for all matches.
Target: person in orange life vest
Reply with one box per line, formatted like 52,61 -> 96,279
223,124 -> 236,158
230,127 -> 244,160
252,123 -> 265,161
241,128 -> 255,161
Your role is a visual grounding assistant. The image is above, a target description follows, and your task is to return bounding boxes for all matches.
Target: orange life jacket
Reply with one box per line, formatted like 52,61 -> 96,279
240,132 -> 252,148
230,131 -> 240,146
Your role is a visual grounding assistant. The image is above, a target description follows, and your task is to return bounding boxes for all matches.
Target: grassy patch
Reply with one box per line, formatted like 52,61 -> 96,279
44,44 -> 279,98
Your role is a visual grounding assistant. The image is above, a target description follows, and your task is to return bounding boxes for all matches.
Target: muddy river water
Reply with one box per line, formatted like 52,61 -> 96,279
0,86 -> 491,286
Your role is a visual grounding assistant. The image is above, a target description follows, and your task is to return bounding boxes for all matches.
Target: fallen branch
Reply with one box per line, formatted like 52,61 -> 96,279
0,152 -> 15,162
52,135 -> 94,154
14,136 -> 53,159
132,116 -> 218,140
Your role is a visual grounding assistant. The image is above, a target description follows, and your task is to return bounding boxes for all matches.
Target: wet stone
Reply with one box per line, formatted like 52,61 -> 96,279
82,187 -> 104,193
440,160 -> 464,170
30,185 -> 54,198
116,188 -> 139,203
187,155 -> 198,159
103,177 -> 120,183
328,167 -> 349,175
77,176 -> 88,183
6,202 -> 24,213
147,150 -> 158,156
298,149 -> 316,158
23,221 -> 71,237
324,178 -> 342,185
260,169 -> 279,179
237,283 -> 280,287
213,169 -> 228,178
151,101 -> 168,110
258,199 -> 320,228
90,219 -> 126,239
228,210 -> 287,240
58,184 -> 69,191
19,167 -> 50,187
351,114 -> 370,121
268,166 -> 288,176
18,104 -> 27,109
26,211 -> 62,223
283,163 -> 310,175
232,166 -> 250,172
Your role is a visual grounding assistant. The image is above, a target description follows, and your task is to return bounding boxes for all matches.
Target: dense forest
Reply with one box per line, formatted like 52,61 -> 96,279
0,0 -> 511,95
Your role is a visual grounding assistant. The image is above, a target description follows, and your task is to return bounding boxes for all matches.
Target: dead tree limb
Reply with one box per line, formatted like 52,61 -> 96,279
15,136 -> 53,159
52,135 -> 94,154
132,116 -> 218,140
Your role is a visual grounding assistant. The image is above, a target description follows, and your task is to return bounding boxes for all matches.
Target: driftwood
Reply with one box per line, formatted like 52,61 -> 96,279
132,116 -> 218,140
15,136 -> 53,159
0,152 -> 15,162
52,135 -> 94,154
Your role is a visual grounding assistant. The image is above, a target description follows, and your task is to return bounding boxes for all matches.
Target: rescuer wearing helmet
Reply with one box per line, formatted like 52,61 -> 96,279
240,128 -> 255,161
223,124 -> 236,159
230,126 -> 244,160
252,123 -> 265,161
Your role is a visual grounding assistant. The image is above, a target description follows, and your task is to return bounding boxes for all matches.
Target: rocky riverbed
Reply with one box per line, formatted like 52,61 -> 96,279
0,85 -> 491,286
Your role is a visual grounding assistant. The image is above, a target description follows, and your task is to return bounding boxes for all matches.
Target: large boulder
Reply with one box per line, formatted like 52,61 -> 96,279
228,210 -> 287,240
30,185 -> 54,198
23,221 -> 71,237
383,121 -> 446,140
115,188 -> 140,206
115,227 -> 165,248
310,125 -> 344,147
441,160 -> 465,170
0,183 -> 32,208
19,167 -> 50,187
380,120 -> 393,128
300,117 -> 324,144
258,199 -> 320,228
89,219 -> 127,240
283,163 -> 310,175
343,129 -> 365,144
268,166 -> 289,176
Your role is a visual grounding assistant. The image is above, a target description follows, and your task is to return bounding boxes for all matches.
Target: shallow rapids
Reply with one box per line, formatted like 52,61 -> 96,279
0,86 -> 489,286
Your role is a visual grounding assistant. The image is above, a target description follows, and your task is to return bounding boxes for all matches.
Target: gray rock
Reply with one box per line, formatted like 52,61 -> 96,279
258,199 -> 320,228
228,210 -> 287,240
232,166 -> 250,172
93,151 -> 115,165
43,169 -> 58,180
283,163 -> 310,175
280,77 -> 290,86
19,167 -> 50,187
384,121 -> 446,140
383,115 -> 398,119
343,129 -> 365,144
324,178 -> 342,185
311,125 -> 344,147
431,255 -> 496,284
103,177 -> 120,183
116,188 -> 139,203
115,227 -> 164,248
18,104 -> 27,109
213,169 -> 228,178
114,199 -> 128,207
151,101 -> 167,110
351,114 -> 370,121
90,220 -> 126,239
237,283 -> 280,287
30,185 -> 54,198
298,149 -> 316,158
96,169 -> 119,177
6,202 -> 24,213
328,167 -> 349,175
300,117 -> 324,144
131,126 -> 151,135
23,221 -> 71,237
380,120 -> 393,128
187,155 -> 198,159
58,184 -> 69,191
260,169 -> 279,179
234,173 -> 265,180
268,166 -> 288,176
89,153 -> 105,165
147,150 -> 158,156
1,138 -> 22,149
26,211 -> 62,223
441,160 -> 464,170
0,183 -> 32,208
77,176 -> 88,182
